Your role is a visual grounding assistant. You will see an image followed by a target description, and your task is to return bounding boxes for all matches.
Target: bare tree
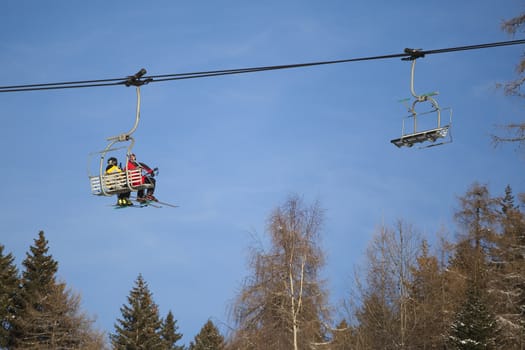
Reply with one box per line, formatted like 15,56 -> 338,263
351,221 -> 421,350
452,183 -> 500,288
493,11 -> 525,148
229,195 -> 330,350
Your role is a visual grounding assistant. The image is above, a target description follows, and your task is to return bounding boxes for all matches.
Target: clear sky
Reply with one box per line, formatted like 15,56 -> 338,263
1,0 -> 524,346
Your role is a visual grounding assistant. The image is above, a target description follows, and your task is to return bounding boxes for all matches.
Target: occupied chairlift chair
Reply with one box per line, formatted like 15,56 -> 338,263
390,49 -> 452,148
88,69 -> 154,197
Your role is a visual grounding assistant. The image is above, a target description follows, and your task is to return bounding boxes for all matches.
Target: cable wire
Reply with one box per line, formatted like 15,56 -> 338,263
1,39 -> 524,93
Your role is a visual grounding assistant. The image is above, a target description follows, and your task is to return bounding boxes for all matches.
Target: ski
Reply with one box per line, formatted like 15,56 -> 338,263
111,204 -> 142,209
109,200 -> 159,209
132,198 -> 162,208
109,197 -> 178,209
135,196 -> 179,208
152,199 -> 179,208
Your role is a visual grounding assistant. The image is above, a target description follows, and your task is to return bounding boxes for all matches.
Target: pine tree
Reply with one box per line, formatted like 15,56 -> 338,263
448,284 -> 498,349
489,185 -> 525,348
330,319 -> 354,350
501,185 -> 518,215
0,244 -> 19,348
12,231 -> 105,349
112,274 -> 164,350
12,230 -> 60,347
22,231 -> 59,294
189,319 -> 225,350
161,310 -> 184,350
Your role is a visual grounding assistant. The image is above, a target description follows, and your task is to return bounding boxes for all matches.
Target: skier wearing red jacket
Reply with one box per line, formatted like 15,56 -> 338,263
127,153 -> 157,202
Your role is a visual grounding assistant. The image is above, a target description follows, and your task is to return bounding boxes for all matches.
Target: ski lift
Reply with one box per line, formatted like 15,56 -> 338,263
88,69 -> 154,196
390,49 -> 452,148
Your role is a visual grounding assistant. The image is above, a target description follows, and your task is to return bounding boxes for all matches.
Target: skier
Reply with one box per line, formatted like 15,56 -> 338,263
127,153 -> 157,202
106,157 -> 132,206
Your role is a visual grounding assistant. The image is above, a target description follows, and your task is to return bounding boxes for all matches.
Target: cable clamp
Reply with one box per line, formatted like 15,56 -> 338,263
124,68 -> 153,86
402,48 -> 425,61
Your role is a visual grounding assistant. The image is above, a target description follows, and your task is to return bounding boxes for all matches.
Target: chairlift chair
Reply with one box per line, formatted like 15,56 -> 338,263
88,69 -> 154,196
391,51 -> 452,148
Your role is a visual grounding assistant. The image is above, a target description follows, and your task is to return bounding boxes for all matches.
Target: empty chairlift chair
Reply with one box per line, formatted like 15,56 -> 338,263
390,49 -> 452,148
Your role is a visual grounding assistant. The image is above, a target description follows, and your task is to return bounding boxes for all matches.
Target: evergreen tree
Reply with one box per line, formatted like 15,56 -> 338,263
112,274 -> 164,350
22,231 -> 59,294
189,319 -> 225,350
489,185 -> 525,348
0,244 -> 19,348
330,319 -> 354,350
12,231 -> 105,349
161,310 -> 184,350
501,185 -> 518,215
448,284 -> 498,349
12,230 -> 60,348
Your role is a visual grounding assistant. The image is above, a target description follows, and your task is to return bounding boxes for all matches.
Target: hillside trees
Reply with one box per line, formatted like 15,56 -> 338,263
347,182 -> 525,349
1,189 -> 522,348
229,195 -> 330,350
406,183 -> 525,348
112,274 -> 184,350
449,183 -> 525,348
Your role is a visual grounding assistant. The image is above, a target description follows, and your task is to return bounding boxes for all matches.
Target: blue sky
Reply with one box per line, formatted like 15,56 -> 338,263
1,0 -> 524,346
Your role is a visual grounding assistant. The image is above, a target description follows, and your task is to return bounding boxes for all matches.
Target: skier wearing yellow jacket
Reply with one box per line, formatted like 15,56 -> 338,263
105,157 -> 132,206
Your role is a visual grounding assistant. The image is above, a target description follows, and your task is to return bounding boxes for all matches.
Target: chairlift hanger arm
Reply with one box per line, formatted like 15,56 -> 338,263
406,55 -> 443,140
107,69 -> 152,142
402,50 -> 441,111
